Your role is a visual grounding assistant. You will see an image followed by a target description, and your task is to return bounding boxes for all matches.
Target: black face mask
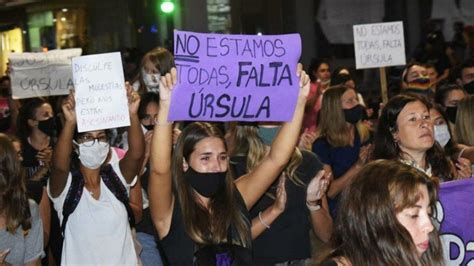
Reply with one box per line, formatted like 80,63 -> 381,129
143,124 -> 154,131
38,117 -> 55,137
463,81 -> 474,95
183,166 -> 227,198
343,105 -> 364,124
445,106 -> 458,124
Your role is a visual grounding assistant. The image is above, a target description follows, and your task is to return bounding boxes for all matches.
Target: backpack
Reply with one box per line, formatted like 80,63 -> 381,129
60,163 -> 135,234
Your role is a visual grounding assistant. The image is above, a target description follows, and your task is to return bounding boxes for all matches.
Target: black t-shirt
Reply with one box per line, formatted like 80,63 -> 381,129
21,139 -> 51,184
231,150 -> 324,265
159,187 -> 251,265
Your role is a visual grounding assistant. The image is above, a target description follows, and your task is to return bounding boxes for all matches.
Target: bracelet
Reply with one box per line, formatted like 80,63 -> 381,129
306,200 -> 321,211
458,146 -> 468,160
258,211 -> 270,229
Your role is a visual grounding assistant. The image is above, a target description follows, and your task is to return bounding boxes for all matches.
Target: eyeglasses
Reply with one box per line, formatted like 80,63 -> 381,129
77,135 -> 109,147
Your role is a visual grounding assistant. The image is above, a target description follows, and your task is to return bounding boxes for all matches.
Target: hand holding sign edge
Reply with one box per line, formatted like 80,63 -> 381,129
159,67 -> 177,124
63,90 -> 77,125
296,63 -> 310,101
126,82 -> 141,115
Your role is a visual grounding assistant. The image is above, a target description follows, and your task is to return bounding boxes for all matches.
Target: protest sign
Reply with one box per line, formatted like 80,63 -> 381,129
435,179 -> 474,265
9,49 -> 82,99
353,21 -> 406,69
169,30 -> 302,122
353,21 -> 406,103
72,52 -> 130,132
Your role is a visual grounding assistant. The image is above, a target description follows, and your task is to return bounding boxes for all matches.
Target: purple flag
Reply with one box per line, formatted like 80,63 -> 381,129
437,178 -> 474,265
169,30 -> 302,122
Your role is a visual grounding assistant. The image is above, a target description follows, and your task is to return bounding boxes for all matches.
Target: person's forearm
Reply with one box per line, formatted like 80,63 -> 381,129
310,197 -> 333,242
327,164 -> 361,199
269,92 -> 306,166
251,205 -> 283,239
127,114 -> 145,161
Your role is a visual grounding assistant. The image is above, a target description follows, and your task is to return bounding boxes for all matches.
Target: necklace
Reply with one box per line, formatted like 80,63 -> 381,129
399,159 -> 432,177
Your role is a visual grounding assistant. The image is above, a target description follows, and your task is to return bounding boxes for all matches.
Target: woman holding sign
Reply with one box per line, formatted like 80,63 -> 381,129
319,160 -> 443,266
47,84 -> 144,265
148,65 -> 310,265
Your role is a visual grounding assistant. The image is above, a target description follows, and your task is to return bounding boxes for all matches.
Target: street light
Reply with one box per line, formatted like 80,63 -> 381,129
160,0 -> 175,14
159,0 -> 176,51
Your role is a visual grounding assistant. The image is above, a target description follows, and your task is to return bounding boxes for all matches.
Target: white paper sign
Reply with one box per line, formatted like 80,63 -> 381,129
353,21 -> 406,69
9,49 -> 82,99
72,52 -> 130,133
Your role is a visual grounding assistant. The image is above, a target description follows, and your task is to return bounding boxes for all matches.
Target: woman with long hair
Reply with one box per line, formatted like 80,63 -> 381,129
320,160 -> 444,266
0,133 -> 44,265
230,123 -> 332,265
455,95 -> 474,173
312,85 -> 371,215
16,98 -> 54,182
456,95 -> 474,146
373,94 -> 455,181
48,85 -> 144,264
149,65 -> 310,265
15,98 -> 53,259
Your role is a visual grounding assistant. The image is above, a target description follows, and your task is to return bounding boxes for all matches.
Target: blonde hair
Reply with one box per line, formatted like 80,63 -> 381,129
456,95 -> 474,146
318,85 -> 370,147
232,124 -> 305,189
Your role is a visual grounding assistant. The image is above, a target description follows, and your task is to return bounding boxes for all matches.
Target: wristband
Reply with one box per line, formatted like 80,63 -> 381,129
258,211 -> 270,229
306,200 -> 321,211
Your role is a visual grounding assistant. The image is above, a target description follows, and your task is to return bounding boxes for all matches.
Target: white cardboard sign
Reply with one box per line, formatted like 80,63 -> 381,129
353,21 -> 406,69
9,49 -> 82,99
72,52 -> 130,133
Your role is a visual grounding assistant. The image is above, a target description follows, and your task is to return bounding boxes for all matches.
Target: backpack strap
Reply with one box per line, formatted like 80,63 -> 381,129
101,164 -> 136,228
60,164 -> 135,235
61,170 -> 85,234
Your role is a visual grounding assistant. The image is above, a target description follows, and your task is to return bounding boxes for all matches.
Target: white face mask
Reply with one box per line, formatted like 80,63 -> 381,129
434,124 -> 451,148
75,141 -> 110,169
141,69 -> 160,92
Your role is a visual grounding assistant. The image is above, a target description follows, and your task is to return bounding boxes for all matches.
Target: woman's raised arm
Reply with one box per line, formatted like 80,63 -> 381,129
236,64 -> 310,209
148,68 -> 177,238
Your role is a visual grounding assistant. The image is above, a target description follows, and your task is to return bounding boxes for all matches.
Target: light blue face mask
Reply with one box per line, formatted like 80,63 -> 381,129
257,126 -> 281,145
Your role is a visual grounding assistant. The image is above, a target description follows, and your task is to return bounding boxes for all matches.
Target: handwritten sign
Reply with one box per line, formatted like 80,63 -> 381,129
9,49 -> 82,99
169,30 -> 302,122
353,21 -> 406,69
72,52 -> 130,133
435,179 -> 474,265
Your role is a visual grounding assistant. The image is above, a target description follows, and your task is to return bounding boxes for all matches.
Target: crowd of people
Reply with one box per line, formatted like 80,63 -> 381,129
1,29 -> 474,266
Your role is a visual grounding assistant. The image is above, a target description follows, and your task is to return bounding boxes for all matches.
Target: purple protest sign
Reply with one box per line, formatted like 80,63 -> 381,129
168,30 -> 302,122
436,179 -> 474,265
